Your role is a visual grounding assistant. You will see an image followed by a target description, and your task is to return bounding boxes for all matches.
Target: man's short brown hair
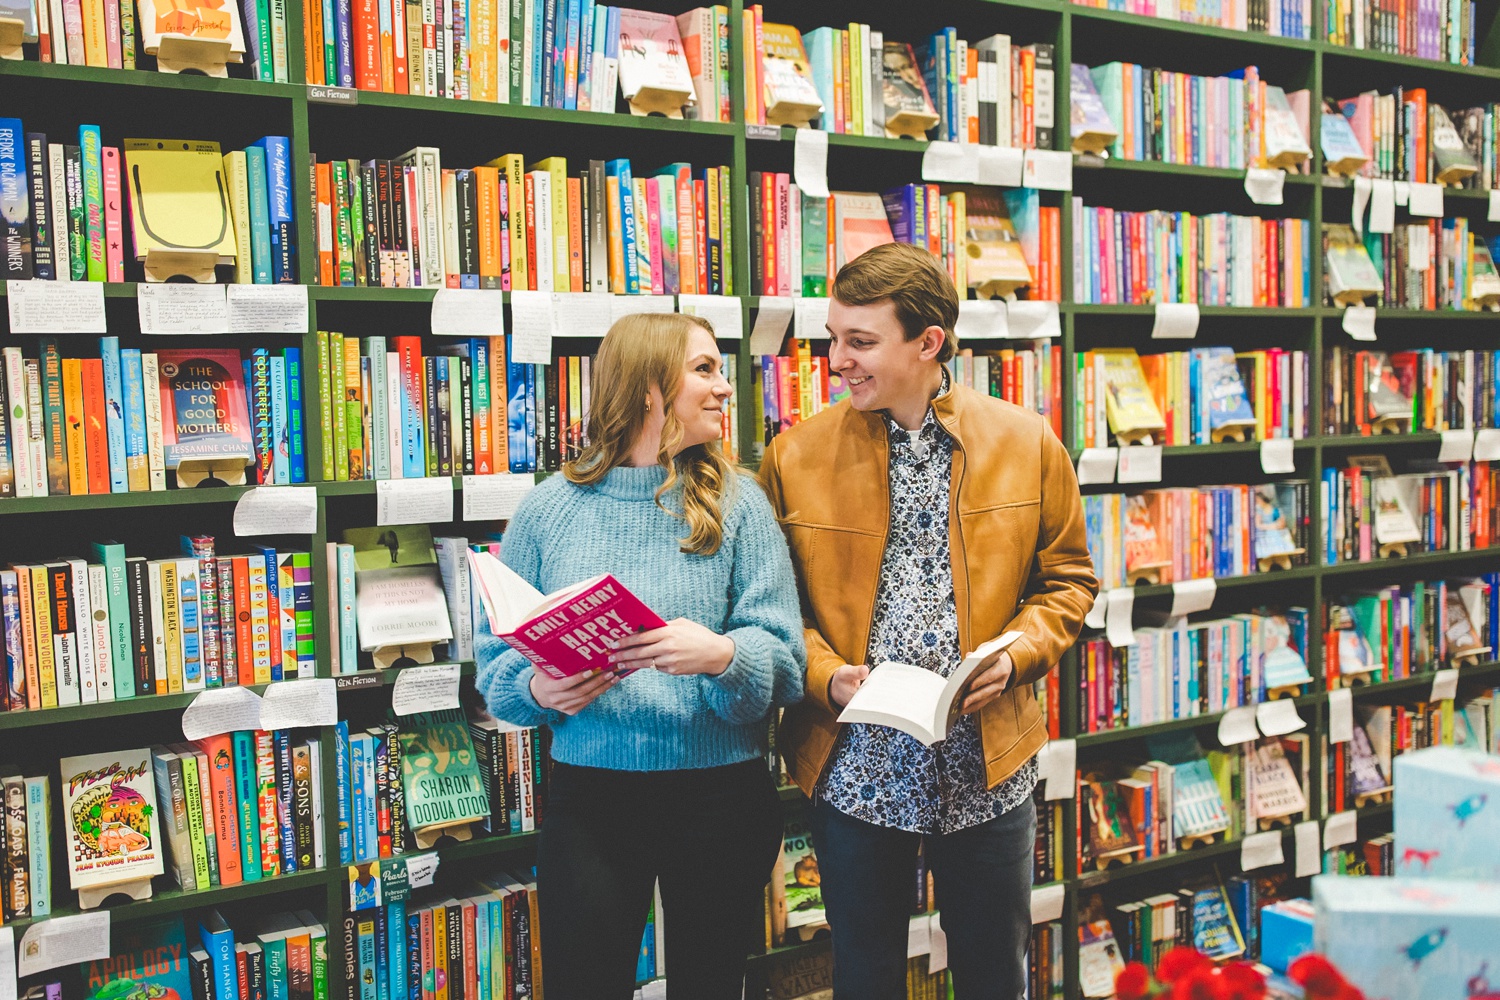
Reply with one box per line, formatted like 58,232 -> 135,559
831,242 -> 960,364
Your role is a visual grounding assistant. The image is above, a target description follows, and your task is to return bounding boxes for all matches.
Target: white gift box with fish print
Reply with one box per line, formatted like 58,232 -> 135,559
1393,746 -> 1500,880
1313,875 -> 1500,1000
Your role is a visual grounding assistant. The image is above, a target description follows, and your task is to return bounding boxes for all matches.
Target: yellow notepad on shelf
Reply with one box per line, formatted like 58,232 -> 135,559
123,139 -> 237,262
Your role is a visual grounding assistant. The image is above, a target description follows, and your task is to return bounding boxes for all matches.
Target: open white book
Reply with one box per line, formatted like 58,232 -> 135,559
835,632 -> 1024,746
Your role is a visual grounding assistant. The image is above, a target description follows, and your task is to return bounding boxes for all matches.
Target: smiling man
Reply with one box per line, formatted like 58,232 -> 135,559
759,242 -> 1097,1000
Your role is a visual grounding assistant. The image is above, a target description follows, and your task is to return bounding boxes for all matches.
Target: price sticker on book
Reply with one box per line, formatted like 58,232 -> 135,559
677,294 -> 744,340
920,141 -> 979,184
226,284 -> 309,333
431,288 -> 505,336
749,297 -> 795,355
1005,300 -> 1060,339
1022,149 -> 1072,191
6,279 -> 107,333
794,128 -> 830,198
1240,830 -> 1285,871
1150,302 -> 1199,339
954,299 -> 1008,340
1115,445 -> 1162,484
1341,305 -> 1376,341
18,912 -> 110,977
377,477 -> 455,526
462,473 -> 534,520
1439,429 -> 1474,463
392,663 -> 461,716
1476,428 -> 1500,461
794,296 -> 831,340
1243,168 -> 1285,206
234,486 -> 318,535
1260,438 -> 1296,474
137,283 -> 230,334
182,686 -> 265,741
1408,182 -> 1444,218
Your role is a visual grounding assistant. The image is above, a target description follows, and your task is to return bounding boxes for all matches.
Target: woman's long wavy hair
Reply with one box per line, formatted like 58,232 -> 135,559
563,313 -> 735,556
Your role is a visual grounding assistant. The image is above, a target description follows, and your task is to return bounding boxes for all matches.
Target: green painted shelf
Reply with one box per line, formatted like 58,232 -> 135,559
0,60 -> 302,97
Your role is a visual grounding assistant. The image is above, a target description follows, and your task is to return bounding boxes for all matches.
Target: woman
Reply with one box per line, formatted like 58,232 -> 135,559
476,312 -> 805,1000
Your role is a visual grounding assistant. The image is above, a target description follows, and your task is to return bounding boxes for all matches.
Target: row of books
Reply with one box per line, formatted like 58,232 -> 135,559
1077,609 -> 1312,734
1067,0 -> 1313,39
1081,62 -> 1310,171
1083,483 -> 1314,591
1318,458 -> 1489,563
1073,346 -> 1310,451
315,334 -> 741,480
1028,921 -> 1066,1000
2,538 -> 314,714
310,151 -> 734,295
951,345 -> 1064,440
1352,220 -> 1496,311
0,120 -> 296,285
1332,88 -> 1492,185
0,341 -> 304,501
1323,347 -> 1500,436
1070,204 -> 1314,307
1324,575 -> 1497,686
1322,691 -> 1499,814
0,770 -> 50,920
1324,0 -> 1480,65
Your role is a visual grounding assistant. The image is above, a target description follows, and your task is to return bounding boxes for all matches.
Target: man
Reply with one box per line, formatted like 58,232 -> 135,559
759,242 -> 1097,999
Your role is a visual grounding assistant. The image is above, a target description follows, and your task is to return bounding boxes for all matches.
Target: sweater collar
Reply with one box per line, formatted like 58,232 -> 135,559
593,463 -> 670,500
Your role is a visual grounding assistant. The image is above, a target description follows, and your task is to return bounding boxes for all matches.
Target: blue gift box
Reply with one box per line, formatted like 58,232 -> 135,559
1259,899 -> 1314,975
1393,746 -> 1500,880
1313,875 -> 1500,1000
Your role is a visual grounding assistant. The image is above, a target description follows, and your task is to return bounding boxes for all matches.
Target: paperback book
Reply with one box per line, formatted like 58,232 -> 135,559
59,749 -> 165,895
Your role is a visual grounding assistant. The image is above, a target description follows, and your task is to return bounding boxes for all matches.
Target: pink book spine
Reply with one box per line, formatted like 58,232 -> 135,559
404,165 -> 420,287
103,0 -> 121,67
498,175 -> 511,292
62,0 -> 85,65
645,178 -> 664,298
102,147 -> 125,282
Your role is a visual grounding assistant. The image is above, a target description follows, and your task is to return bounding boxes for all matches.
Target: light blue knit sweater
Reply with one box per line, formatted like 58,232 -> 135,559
475,464 -> 806,771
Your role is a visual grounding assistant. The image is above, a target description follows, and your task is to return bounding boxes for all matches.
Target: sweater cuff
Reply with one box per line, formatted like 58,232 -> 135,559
698,635 -> 769,724
500,662 -> 560,728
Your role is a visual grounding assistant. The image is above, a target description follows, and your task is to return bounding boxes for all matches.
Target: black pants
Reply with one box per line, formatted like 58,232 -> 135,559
808,795 -> 1037,1000
536,759 -> 783,1000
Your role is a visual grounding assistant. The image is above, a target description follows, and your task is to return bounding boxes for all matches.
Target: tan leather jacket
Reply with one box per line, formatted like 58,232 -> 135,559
758,382 -> 1099,796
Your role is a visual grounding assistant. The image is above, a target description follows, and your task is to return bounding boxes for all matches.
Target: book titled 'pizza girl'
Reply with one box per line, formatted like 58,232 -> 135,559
60,748 -> 165,895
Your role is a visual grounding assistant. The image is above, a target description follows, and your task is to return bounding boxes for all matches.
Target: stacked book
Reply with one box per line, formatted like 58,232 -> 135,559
1077,609 -> 1312,733
1324,0 -> 1479,65
1329,87 -> 1490,186
1067,0 -> 1313,39
1071,203 -> 1313,307
1323,347 -> 1500,434
0,120 -> 296,285
1322,574 -> 1497,687
2,536 -> 313,713
310,152 -> 733,295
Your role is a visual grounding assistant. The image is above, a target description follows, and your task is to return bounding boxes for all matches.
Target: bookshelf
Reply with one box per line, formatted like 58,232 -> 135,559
6,0 -> 1500,998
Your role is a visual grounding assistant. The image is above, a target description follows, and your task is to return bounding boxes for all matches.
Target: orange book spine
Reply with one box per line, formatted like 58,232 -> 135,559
233,557 -> 254,686
81,358 -> 109,496
391,0 -> 408,95
194,733 -> 245,885
674,167 -> 695,295
605,174 -> 624,293
317,162 -> 335,287
566,176 -> 584,293
379,0 -> 396,92
62,358 -> 88,495
306,0 -> 324,83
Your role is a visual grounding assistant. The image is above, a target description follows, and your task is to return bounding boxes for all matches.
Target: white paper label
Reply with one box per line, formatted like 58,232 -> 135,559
137,283 -> 230,334
1006,299 -> 1060,339
392,663 -> 461,715
977,145 -> 1025,187
431,288 -> 506,336
677,294 -> 744,340
793,128 -> 831,198
226,284 -> 309,333
1244,168 -> 1286,206
1116,445 -> 1162,484
1076,447 -> 1118,486
260,677 -> 339,728
405,852 -> 440,888
1105,587 -> 1136,647
1328,687 -> 1354,744
1474,428 -> 1500,462
794,296 -> 832,340
1394,180 -> 1410,206
610,294 -> 675,324
508,289 -> 555,364
1342,305 -> 1377,341
1037,738 -> 1076,801
1256,698 -> 1306,736
1439,429 -> 1475,463
550,291 -> 613,339
234,486 -> 318,535
1084,589 -> 1107,630
462,473 -> 534,520
18,912 -> 111,977
1030,883 -> 1065,924
1431,667 -> 1460,702
1170,578 -> 1217,617
906,914 -> 932,958
1490,190 -> 1500,223
955,299 -> 1008,340
6,279 -> 107,333
182,686 -> 265,740
921,141 -> 979,184
1022,149 -> 1072,191
1260,438 -> 1296,474
0,926 -> 13,1000
1240,830 -> 1285,871
1323,810 -> 1357,850
1352,176 -> 1372,238
1294,821 -> 1322,877
377,477 -> 456,526
1150,302 -> 1200,339
1408,225 -> 1431,271
928,913 -> 948,973
1217,705 -> 1260,746
1369,179 -> 1396,234
749,297 -> 795,355
1408,182 -> 1444,218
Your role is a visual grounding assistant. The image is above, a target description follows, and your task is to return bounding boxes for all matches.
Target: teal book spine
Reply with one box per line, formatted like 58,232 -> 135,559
90,541 -> 135,698
337,545 -> 357,671
99,336 -> 130,493
356,920 -> 376,1000
24,775 -> 50,917
233,730 -> 263,882
388,900 -> 407,1000
120,348 -> 148,478
264,936 -> 289,1000
246,144 -> 274,285
78,125 -> 105,282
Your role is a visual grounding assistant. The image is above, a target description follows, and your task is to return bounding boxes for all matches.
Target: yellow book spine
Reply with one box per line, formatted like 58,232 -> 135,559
224,152 -> 254,285
471,0 -> 496,103
532,157 -> 570,293
159,559 -> 183,693
433,907 -> 449,1000
81,0 -> 107,66
62,358 -> 88,495
31,566 -> 56,708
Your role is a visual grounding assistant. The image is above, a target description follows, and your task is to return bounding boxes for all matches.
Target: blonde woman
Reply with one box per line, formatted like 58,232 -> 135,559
477,313 -> 805,1000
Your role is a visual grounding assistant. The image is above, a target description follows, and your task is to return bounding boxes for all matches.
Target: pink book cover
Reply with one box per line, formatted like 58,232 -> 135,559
644,177 -> 664,297
102,146 -> 124,282
469,553 -> 667,680
62,0 -> 85,65
155,348 -> 254,467
102,0 -> 121,67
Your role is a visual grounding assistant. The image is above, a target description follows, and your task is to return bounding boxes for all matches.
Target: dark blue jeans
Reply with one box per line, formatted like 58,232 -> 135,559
807,794 -> 1036,1000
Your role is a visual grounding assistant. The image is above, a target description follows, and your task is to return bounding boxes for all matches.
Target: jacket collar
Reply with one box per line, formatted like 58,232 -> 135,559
852,366 -> 964,446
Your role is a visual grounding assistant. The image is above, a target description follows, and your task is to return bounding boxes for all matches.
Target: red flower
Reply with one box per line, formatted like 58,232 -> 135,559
1169,966 -> 1223,1000
1217,962 -> 1268,1000
1158,947 -> 1215,983
1116,963 -> 1155,1000
1289,955 -> 1362,1000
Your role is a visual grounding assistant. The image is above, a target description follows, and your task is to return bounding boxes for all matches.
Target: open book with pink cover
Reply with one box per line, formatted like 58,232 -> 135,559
468,550 -> 667,679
